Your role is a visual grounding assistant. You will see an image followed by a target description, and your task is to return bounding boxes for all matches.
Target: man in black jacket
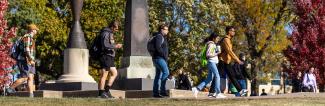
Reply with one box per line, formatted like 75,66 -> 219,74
98,21 -> 123,98
152,23 -> 170,98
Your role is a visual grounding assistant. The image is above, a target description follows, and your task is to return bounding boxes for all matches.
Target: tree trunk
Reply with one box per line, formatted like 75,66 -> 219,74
250,61 -> 258,96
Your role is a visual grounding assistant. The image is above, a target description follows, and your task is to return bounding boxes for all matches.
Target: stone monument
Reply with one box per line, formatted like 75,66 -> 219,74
116,0 -> 173,90
40,0 -> 97,91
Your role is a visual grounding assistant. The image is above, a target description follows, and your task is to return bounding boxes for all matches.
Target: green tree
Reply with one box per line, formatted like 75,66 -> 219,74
149,0 -> 234,83
7,0 -> 66,80
225,0 -> 294,94
6,0 -> 126,81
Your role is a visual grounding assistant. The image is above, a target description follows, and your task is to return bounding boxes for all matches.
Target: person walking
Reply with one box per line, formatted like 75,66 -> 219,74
232,53 -> 251,96
219,26 -> 247,96
6,24 -> 39,97
151,23 -> 170,98
192,33 -> 226,98
302,67 -> 318,93
97,21 -> 123,98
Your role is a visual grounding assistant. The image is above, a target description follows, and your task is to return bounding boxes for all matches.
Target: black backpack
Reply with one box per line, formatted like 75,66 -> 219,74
89,31 -> 104,60
10,37 -> 24,60
147,33 -> 164,56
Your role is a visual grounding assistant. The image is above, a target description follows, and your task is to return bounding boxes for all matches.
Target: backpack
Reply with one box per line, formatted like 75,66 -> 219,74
10,37 -> 24,60
200,41 -> 218,66
200,44 -> 209,66
147,33 -> 164,56
89,31 -> 104,60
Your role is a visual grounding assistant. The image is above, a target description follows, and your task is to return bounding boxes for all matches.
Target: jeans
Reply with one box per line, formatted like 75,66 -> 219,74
153,58 -> 170,95
209,63 -> 227,93
197,61 -> 221,94
238,80 -> 247,89
230,80 -> 247,97
219,61 -> 242,91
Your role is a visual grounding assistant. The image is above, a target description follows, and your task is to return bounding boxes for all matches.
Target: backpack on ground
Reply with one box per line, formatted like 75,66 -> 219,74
147,33 -> 164,56
10,37 -> 24,60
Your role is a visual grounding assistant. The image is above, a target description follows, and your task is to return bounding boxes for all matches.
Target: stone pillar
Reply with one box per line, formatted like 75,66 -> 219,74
57,0 -> 95,83
40,0 -> 97,91
115,0 -> 172,90
120,0 -> 154,78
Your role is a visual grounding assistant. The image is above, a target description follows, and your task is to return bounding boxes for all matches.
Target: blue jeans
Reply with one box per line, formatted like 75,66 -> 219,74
233,80 -> 247,97
153,58 -> 170,95
238,80 -> 247,89
197,61 -> 221,94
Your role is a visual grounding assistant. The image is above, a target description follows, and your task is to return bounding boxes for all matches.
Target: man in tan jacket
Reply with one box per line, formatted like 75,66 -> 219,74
218,26 -> 247,96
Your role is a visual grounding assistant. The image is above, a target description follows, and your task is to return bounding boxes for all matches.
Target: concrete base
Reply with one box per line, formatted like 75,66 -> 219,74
58,49 -> 96,83
119,56 -> 155,79
115,56 -> 160,90
39,82 -> 98,91
112,78 -> 174,90
9,89 -> 235,98
10,90 -> 125,98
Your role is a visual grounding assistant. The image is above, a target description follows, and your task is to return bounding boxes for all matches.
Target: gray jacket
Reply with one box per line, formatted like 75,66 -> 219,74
100,27 -> 116,57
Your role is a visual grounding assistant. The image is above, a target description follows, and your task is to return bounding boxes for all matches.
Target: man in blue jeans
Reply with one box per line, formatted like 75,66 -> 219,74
151,23 -> 170,98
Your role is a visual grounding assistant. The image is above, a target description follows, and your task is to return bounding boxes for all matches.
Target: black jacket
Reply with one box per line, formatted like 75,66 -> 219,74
100,27 -> 116,57
152,32 -> 168,61
233,61 -> 251,80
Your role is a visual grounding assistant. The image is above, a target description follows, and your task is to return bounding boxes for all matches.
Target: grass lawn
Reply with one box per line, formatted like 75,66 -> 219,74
1,97 -> 325,106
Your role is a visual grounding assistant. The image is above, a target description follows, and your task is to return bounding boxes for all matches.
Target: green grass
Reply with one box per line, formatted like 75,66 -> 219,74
1,97 -> 325,106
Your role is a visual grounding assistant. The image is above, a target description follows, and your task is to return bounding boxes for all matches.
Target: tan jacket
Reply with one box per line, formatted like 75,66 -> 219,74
219,35 -> 240,64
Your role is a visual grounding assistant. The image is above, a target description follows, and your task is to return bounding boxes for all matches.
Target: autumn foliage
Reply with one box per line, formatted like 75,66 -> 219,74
0,0 -> 17,88
284,0 -> 325,86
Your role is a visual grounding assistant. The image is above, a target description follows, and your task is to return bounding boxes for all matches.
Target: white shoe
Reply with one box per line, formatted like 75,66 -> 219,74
240,89 -> 248,96
192,87 -> 199,98
208,93 -> 216,98
215,93 -> 226,98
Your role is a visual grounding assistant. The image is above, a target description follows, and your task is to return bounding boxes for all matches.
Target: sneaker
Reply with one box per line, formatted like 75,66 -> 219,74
29,93 -> 34,98
5,87 -> 16,94
160,93 -> 169,97
153,94 -> 164,98
106,91 -> 114,98
100,92 -> 114,98
191,87 -> 199,98
239,89 -> 248,97
215,93 -> 226,98
208,93 -> 216,98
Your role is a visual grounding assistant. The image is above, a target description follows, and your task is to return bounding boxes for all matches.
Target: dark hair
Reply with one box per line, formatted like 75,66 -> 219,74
204,33 -> 219,43
239,53 -> 245,59
225,26 -> 235,34
159,22 -> 169,31
109,21 -> 119,28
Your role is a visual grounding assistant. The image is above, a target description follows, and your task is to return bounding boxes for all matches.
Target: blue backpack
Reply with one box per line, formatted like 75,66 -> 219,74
10,37 -> 24,60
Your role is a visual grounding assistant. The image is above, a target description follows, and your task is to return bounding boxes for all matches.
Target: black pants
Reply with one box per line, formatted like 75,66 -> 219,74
209,61 -> 242,93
